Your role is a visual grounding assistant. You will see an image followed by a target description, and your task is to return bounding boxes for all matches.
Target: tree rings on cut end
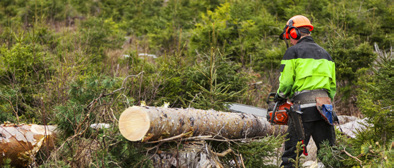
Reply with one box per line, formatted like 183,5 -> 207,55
119,106 -> 150,141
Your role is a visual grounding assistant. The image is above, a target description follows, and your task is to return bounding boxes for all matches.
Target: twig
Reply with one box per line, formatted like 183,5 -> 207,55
342,149 -> 362,166
86,92 -> 105,110
146,142 -> 164,153
107,161 -> 122,167
0,94 -> 19,124
75,113 -> 90,134
109,108 -> 118,122
232,151 -> 240,168
48,131 -> 83,161
211,148 -> 233,157
212,124 -> 227,139
187,92 -> 202,108
240,154 -> 246,168
86,71 -> 144,109
122,71 -> 144,88
135,142 -> 162,168
146,131 -> 193,143
176,140 -> 181,168
331,146 -> 345,161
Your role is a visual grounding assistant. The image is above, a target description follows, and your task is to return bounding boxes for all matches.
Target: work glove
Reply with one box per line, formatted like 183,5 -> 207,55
274,93 -> 286,104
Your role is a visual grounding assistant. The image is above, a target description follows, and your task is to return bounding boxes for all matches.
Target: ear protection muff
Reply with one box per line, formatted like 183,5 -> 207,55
287,20 -> 301,40
279,20 -> 301,40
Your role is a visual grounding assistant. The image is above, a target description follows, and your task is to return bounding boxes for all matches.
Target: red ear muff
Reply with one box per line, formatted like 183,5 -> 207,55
279,20 -> 301,40
287,20 -> 301,40
289,27 -> 301,40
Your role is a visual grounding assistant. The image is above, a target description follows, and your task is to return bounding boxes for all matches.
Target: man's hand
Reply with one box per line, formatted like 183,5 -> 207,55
274,93 -> 286,104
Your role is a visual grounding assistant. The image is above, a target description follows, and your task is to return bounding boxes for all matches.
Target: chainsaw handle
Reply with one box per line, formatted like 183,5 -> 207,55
270,101 -> 279,124
266,92 -> 276,104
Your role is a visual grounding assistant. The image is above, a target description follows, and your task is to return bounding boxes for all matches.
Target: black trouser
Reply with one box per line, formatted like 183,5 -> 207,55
280,115 -> 336,168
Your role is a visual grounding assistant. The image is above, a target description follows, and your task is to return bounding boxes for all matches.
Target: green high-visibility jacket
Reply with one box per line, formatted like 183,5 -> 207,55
277,36 -> 336,100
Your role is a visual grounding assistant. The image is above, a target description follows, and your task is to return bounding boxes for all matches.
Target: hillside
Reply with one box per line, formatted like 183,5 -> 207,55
0,0 -> 392,167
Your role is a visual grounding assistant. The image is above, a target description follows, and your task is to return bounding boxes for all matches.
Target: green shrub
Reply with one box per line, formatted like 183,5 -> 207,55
0,39 -> 53,121
319,45 -> 393,168
181,51 -> 250,110
78,17 -> 125,63
356,44 -> 392,147
53,75 -> 122,136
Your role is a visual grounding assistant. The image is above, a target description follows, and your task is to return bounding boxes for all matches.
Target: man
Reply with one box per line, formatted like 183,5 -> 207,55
275,15 -> 336,167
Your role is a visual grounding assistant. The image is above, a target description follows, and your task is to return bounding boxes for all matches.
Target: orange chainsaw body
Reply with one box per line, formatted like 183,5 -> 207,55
267,101 -> 292,125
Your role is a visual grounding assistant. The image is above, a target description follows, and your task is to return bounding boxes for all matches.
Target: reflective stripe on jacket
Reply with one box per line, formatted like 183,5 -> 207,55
277,36 -> 336,100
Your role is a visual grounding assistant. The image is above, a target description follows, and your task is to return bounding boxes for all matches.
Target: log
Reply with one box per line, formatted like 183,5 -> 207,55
119,106 -> 286,142
0,123 -> 56,167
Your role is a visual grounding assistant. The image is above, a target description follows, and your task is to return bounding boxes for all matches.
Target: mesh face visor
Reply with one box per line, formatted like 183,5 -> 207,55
279,25 -> 289,40
279,24 -> 290,48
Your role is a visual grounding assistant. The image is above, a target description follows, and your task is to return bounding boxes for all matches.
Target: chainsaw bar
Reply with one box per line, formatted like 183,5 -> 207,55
226,103 -> 267,117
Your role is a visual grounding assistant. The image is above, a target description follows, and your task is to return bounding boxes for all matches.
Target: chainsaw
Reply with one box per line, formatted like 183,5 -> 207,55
226,92 -> 291,123
266,92 -> 291,125
227,92 -> 308,155
266,93 -> 308,156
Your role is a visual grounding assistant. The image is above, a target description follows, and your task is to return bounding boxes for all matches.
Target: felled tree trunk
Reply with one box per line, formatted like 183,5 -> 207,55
119,106 -> 286,142
0,124 -> 56,167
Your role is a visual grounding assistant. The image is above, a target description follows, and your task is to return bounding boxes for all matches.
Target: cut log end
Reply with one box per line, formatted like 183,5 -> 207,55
119,106 -> 150,141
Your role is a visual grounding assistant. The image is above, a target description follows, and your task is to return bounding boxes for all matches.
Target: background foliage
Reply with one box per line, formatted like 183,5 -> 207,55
0,0 -> 392,167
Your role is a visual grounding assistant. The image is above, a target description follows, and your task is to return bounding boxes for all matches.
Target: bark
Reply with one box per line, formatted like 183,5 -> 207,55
0,123 -> 56,167
119,106 -> 286,142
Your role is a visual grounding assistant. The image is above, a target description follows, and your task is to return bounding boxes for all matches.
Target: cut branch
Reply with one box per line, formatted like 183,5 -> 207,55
212,148 -> 233,157
343,149 -> 363,166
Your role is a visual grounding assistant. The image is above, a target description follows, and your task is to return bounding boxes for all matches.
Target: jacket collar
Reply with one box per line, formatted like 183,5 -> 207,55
297,36 -> 314,44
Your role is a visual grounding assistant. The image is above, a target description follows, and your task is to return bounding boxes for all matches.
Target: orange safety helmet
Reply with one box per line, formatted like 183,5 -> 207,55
279,15 -> 314,40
